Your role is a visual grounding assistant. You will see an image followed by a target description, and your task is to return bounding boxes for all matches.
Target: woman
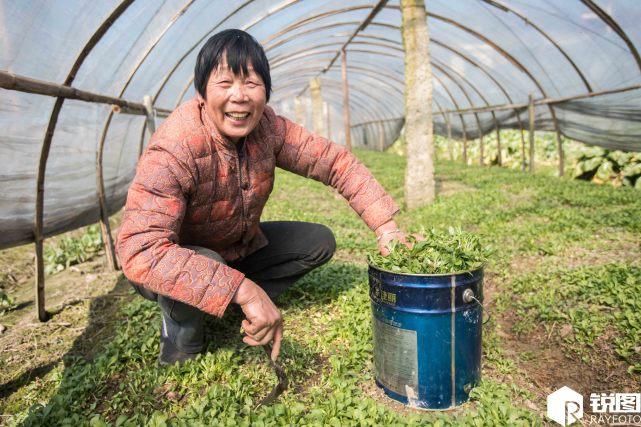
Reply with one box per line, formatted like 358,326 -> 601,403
116,29 -> 409,365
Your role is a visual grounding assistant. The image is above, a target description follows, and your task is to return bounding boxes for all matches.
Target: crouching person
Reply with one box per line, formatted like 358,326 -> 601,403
116,29 -> 408,365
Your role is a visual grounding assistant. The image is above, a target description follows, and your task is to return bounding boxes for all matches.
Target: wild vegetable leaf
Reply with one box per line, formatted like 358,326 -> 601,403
367,227 -> 490,274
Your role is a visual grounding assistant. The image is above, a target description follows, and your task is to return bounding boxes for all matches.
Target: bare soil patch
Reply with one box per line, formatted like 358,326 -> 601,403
436,177 -> 475,197
0,251 -> 130,407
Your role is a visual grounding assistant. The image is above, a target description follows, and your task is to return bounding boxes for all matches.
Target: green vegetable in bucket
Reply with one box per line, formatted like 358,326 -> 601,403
367,227 -> 490,274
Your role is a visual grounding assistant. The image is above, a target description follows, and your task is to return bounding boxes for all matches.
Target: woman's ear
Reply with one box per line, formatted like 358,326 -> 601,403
196,92 -> 205,107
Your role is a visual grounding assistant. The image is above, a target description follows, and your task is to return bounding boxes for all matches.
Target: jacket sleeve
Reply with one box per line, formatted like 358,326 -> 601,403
271,111 -> 400,231
116,141 -> 245,317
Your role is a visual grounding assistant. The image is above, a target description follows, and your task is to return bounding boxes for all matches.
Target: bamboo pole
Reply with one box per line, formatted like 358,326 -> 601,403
528,94 -> 535,173
496,125 -> 502,166
435,83 -> 641,116
557,131 -> 565,177
479,134 -> 484,166
28,0 -> 135,322
520,127 -> 527,172
462,116 -> 468,165
351,117 -> 404,127
143,95 -> 156,134
0,71 -> 149,114
296,0 -> 390,97
96,115 -> 119,272
341,49 -> 352,151
34,242 -> 47,321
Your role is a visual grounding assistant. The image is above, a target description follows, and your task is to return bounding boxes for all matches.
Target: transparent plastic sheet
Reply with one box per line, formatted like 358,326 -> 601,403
0,1 -> 117,83
1,0 -> 641,249
0,92 -> 56,246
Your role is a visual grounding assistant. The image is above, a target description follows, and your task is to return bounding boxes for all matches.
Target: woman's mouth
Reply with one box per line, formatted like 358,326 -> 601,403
225,112 -> 250,121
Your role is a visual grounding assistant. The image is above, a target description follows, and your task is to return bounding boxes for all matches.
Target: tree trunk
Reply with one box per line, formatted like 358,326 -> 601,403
401,0 -> 435,208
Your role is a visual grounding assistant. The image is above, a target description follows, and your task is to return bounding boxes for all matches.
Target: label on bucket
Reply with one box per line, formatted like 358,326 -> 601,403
373,317 -> 418,396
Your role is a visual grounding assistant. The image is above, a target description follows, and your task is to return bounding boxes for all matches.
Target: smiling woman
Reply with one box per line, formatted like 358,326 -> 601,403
115,29 -> 412,366
194,30 -> 272,143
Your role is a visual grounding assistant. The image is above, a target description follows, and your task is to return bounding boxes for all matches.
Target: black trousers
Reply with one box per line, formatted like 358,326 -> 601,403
131,221 -> 336,353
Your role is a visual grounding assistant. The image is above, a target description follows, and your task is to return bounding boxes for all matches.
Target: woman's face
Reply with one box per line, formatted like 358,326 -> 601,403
204,59 -> 266,143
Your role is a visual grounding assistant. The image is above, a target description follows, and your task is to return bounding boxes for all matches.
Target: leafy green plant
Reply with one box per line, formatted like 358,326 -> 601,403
44,225 -> 103,274
367,227 -> 490,274
0,289 -> 15,315
0,271 -> 17,315
573,146 -> 641,188
509,264 -> 641,373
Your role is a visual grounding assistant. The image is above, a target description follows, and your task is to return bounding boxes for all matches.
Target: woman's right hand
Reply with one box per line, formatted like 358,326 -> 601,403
232,278 -> 283,361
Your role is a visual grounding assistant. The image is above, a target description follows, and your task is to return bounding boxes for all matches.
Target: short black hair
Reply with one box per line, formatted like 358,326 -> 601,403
194,29 -> 272,102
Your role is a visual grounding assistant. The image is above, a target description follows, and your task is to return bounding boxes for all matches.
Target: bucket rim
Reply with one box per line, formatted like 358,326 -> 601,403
367,262 -> 485,277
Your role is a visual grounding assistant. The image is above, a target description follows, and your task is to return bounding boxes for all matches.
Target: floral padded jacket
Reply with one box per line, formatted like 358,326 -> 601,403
116,98 -> 399,317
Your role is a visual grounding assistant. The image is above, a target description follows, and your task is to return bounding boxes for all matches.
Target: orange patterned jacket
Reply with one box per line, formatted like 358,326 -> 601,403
116,99 -> 399,317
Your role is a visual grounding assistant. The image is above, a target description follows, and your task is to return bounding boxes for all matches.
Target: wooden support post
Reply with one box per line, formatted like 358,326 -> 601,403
341,49 -> 352,151
34,242 -> 47,321
528,94 -> 535,173
479,133 -> 484,166
556,131 -> 565,177
310,77 -> 325,137
446,113 -> 454,161
520,128 -> 527,171
514,110 -> 527,171
461,115 -> 468,165
401,0 -> 435,207
495,125 -> 502,166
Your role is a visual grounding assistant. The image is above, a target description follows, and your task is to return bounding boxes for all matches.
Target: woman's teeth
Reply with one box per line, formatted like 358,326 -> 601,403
226,112 -> 250,119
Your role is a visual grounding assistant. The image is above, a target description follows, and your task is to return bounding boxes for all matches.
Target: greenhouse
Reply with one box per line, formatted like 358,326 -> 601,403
1,1 -> 640,425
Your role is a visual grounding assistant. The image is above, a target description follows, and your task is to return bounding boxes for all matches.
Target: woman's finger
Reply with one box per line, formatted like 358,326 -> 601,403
243,335 -> 262,346
244,328 -> 276,347
247,322 -> 272,342
271,325 -> 283,361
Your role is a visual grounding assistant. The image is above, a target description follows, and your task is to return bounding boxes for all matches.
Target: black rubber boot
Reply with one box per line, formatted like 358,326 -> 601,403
157,313 -> 201,366
158,334 -> 200,366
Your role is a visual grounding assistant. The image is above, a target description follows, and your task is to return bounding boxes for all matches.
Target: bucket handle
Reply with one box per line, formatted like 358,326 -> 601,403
462,289 -> 491,325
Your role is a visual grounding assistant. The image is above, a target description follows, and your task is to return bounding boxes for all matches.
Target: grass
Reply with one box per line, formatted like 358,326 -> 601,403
1,146 -> 640,425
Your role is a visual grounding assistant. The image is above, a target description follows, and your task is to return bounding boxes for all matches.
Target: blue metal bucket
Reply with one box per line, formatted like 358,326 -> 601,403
368,265 -> 483,410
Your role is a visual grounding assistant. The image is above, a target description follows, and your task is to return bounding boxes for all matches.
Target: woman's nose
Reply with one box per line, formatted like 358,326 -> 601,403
230,83 -> 248,102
